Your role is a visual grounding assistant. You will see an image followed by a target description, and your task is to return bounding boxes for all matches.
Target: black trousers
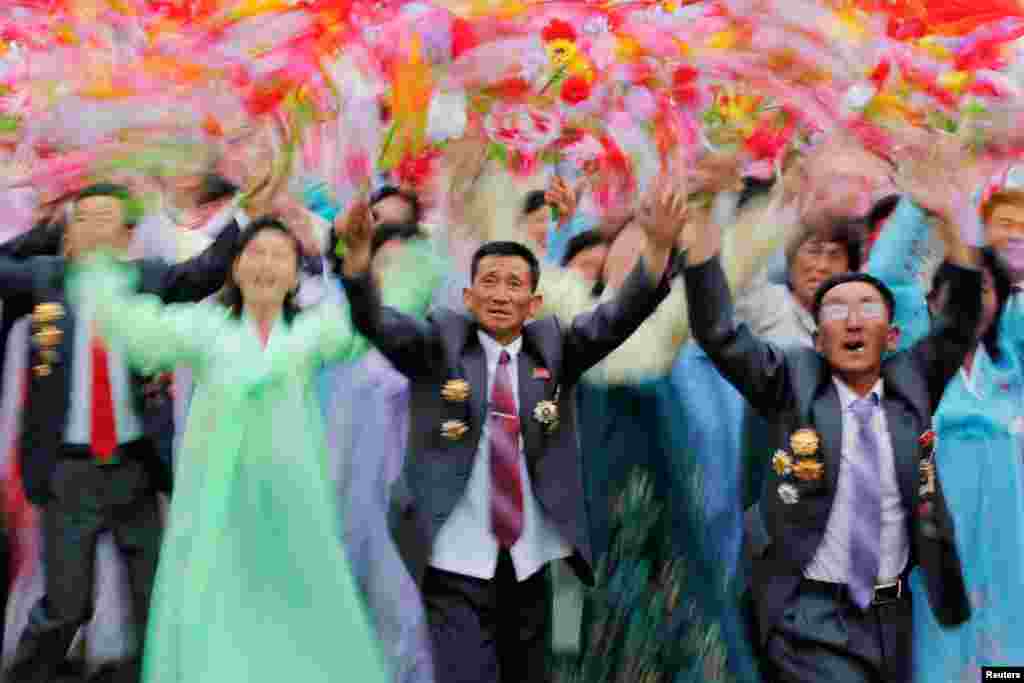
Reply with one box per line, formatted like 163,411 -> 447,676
423,550 -> 552,683
764,578 -> 913,683
7,448 -> 163,683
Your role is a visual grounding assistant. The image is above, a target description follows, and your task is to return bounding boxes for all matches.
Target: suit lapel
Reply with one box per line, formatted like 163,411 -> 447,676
881,363 -> 923,505
811,382 -> 844,493
460,336 -> 488,435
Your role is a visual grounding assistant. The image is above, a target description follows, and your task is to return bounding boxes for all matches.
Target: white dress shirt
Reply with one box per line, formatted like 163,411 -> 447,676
804,378 -> 909,583
430,331 -> 573,581
64,292 -> 143,446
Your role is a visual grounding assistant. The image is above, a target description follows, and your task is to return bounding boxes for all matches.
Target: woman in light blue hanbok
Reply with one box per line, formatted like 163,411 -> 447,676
867,197 -> 1024,681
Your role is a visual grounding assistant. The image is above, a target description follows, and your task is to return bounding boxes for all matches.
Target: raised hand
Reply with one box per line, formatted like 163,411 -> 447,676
890,131 -> 967,223
545,175 -> 579,227
335,198 -> 374,277
637,174 -> 689,252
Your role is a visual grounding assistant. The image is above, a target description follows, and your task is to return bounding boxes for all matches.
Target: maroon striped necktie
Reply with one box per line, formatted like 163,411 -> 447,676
490,350 -> 524,547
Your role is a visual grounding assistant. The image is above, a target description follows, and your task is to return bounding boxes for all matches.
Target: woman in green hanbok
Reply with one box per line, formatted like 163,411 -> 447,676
70,217 -> 392,683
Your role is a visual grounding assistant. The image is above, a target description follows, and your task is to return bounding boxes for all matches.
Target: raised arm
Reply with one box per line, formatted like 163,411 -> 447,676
137,217 -> 241,303
888,135 -> 982,410
681,208 -> 794,418
865,198 -> 933,351
336,210 -> 443,378
558,176 -> 684,383
70,255 -> 220,375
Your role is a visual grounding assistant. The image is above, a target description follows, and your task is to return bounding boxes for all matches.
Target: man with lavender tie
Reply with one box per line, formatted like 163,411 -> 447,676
681,184 -> 979,681
338,177 -> 686,683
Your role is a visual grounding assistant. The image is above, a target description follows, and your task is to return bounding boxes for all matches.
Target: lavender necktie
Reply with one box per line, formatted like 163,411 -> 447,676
848,395 -> 882,609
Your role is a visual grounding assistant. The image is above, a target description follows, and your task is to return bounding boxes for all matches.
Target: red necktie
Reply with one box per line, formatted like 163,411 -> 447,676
490,350 -> 523,547
90,334 -> 117,464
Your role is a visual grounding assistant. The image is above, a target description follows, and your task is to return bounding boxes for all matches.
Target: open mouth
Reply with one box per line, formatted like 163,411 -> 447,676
843,341 -> 866,353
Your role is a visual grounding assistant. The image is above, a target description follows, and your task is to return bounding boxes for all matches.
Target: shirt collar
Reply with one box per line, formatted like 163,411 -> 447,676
833,377 -> 884,412
477,329 -> 523,362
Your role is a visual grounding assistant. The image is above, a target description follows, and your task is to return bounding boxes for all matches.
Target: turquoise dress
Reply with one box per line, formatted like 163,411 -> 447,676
867,199 -> 1024,680
71,256 -> 390,683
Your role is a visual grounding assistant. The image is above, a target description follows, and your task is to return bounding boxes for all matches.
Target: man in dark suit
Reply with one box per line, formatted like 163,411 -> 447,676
0,183 -> 243,683
680,191 -> 978,682
337,179 -> 688,683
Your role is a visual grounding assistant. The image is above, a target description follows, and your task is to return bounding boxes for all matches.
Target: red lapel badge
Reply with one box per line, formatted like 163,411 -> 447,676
533,367 -> 551,380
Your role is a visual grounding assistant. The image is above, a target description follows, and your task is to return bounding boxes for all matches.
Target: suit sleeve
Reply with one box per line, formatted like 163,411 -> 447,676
684,254 -> 793,419
71,256 -> 219,374
0,256 -> 39,299
559,257 -> 672,384
907,262 -> 982,413
137,219 -> 240,303
340,270 -> 440,379
0,219 -> 63,258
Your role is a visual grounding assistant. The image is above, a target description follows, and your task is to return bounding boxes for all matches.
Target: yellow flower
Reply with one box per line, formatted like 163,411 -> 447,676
615,35 -> 642,62
938,70 -> 972,94
707,30 -> 737,50
546,39 -> 578,68
917,37 -> 952,61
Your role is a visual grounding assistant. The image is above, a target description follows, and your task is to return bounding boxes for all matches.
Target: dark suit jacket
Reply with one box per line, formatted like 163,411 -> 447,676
685,255 -> 977,644
342,261 -> 671,587
0,220 -> 240,504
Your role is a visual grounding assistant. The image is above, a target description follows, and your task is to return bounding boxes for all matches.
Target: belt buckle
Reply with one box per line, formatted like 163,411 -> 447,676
871,579 -> 901,606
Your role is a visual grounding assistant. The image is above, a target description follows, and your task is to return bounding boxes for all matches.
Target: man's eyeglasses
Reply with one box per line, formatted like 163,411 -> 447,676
819,302 -> 887,322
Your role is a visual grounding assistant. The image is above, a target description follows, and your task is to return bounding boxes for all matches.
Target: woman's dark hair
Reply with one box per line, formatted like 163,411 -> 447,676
560,229 -> 606,267
522,189 -> 548,216
929,247 -> 1012,360
218,216 -> 303,324
197,173 -> 239,206
370,184 -> 422,224
371,222 -> 426,258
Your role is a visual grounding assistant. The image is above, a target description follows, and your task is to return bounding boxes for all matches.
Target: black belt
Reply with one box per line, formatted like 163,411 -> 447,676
60,439 -> 150,463
800,576 -> 906,607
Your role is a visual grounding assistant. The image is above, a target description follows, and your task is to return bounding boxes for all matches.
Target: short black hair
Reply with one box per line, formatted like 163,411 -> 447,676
74,183 -> 143,227
522,190 -> 548,216
560,229 -> 606,268
812,271 -> 896,323
738,176 -> 774,209
370,184 -> 422,224
197,173 -> 239,206
371,221 -> 426,258
471,241 -> 541,292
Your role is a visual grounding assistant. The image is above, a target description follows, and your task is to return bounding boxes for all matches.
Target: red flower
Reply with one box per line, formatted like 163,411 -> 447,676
918,430 -> 936,449
451,17 -> 477,60
558,127 -> 585,147
672,65 -> 700,106
542,19 -> 577,43
395,149 -> 441,190
560,75 -> 592,105
868,59 -> 890,87
495,77 -> 531,100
